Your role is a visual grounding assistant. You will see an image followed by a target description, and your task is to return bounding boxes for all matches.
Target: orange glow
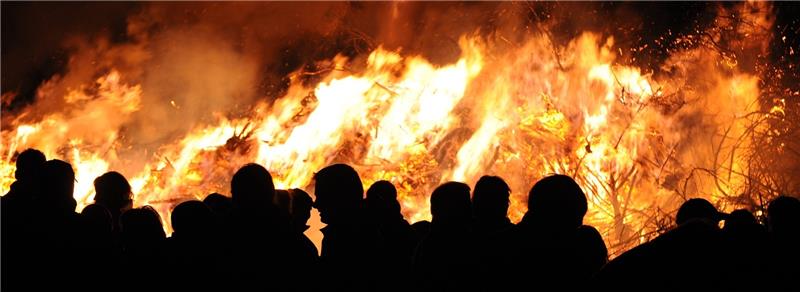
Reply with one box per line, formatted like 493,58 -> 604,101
0,3 -> 782,256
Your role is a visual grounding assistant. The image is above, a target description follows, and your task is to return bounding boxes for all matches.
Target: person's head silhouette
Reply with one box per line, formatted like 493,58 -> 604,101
120,206 -> 165,251
472,175 -> 511,222
14,148 -> 46,182
724,209 -> 758,229
37,159 -> 77,213
366,180 -> 402,221
722,209 -> 763,240
676,198 -> 725,226
82,203 -> 113,233
313,164 -> 363,224
367,180 -> 398,201
171,200 -> 213,239
230,163 -> 275,210
203,193 -> 232,216
767,196 -> 800,236
93,171 -> 133,214
290,188 -> 313,231
526,174 -> 587,230
430,182 -> 472,228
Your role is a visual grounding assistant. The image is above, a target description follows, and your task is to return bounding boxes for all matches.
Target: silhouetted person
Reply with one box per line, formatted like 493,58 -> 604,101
94,171 -> 133,232
723,209 -> 765,243
121,206 -> 166,255
597,197 -> 726,290
366,180 -> 401,221
7,160 -> 86,291
470,176 -> 514,289
765,196 -> 800,290
472,175 -> 513,234
12,148 -> 46,186
83,204 -> 114,236
167,200 -> 222,291
314,164 -> 380,291
1,149 -> 46,291
80,204 -> 123,292
2,148 -> 46,207
119,206 -> 168,290
287,188 -> 321,290
81,203 -> 120,265
225,163 -> 312,291
290,188 -> 314,235
366,180 -> 417,292
227,163 -> 284,290
172,200 -> 213,242
289,188 -> 319,254
504,175 -> 607,290
203,192 -> 233,219
767,196 -> 800,241
413,182 -> 474,292
34,159 -> 78,213
203,192 -> 232,242
721,209 -> 767,288
231,164 -> 276,211
676,197 -> 726,226
272,187 -> 320,278
90,171 -> 132,283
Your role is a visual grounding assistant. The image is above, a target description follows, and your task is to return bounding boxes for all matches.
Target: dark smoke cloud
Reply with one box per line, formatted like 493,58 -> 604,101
1,2 -> 138,110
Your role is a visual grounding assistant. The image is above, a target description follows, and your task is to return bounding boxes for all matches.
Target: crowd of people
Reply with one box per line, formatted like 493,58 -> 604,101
2,148 -> 799,291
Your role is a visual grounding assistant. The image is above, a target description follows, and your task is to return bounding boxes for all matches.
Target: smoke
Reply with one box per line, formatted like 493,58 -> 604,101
2,2 -> 790,174
2,1 -> 788,188
3,2 -> 508,146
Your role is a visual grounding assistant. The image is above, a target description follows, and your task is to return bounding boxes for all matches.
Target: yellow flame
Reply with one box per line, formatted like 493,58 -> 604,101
0,8 -> 775,257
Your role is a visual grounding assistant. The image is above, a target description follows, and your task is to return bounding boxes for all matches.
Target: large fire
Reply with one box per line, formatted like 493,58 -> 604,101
1,2 -> 792,256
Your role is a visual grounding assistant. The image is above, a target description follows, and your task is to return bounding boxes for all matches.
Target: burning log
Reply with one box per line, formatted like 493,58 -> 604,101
223,122 -> 255,155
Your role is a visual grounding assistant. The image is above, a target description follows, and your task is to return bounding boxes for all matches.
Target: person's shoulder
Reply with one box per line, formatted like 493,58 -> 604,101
659,219 -> 722,245
3,182 -> 25,201
575,225 -> 603,239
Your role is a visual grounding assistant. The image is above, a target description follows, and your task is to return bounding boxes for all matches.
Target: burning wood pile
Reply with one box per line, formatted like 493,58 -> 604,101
2,1 -> 797,258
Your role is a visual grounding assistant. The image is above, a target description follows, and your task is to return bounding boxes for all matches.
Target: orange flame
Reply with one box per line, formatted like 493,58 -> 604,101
1,3 -> 781,256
